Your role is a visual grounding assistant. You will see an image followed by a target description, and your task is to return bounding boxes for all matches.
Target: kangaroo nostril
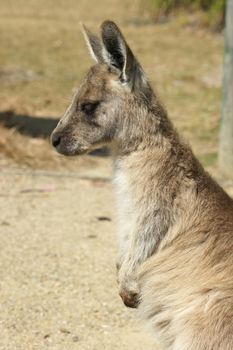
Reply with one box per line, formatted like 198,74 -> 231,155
52,133 -> 61,148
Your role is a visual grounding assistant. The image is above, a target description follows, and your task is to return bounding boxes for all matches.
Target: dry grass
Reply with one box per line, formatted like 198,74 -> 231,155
0,0 -> 223,170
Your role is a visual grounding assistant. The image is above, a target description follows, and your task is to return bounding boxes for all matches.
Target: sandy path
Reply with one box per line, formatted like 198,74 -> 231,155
0,164 -> 156,350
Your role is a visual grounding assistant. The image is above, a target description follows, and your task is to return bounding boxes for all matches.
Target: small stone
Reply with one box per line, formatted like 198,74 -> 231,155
1,221 -> 10,226
87,234 -> 97,239
97,216 -> 111,222
59,328 -> 71,334
72,336 -> 79,342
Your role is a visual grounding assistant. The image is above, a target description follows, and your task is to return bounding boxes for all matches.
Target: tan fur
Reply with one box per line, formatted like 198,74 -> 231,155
51,21 -> 233,349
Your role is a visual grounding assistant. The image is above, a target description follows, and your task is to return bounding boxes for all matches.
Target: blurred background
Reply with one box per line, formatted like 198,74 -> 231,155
0,1 -> 231,350
0,0 -> 227,170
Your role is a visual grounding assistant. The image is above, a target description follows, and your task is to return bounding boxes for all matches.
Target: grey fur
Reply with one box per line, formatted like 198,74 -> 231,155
51,21 -> 233,350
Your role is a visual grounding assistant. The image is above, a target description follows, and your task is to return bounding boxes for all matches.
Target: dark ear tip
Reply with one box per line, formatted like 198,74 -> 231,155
101,20 -> 120,33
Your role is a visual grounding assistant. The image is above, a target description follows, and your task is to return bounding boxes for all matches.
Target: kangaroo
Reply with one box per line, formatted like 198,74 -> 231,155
51,21 -> 233,350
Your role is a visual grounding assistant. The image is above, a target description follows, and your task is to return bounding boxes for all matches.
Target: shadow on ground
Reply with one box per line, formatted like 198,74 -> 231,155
0,110 -> 59,138
0,110 -> 109,156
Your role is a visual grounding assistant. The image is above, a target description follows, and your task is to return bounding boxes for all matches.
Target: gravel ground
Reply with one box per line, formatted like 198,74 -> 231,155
0,161 -> 157,350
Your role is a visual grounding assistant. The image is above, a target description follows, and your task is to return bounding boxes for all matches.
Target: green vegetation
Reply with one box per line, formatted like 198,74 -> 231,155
199,152 -> 218,167
142,0 -> 225,30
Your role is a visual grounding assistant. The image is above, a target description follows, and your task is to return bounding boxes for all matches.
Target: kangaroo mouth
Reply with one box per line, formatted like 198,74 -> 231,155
55,142 -> 88,156
56,145 -> 87,156
51,131 -> 88,156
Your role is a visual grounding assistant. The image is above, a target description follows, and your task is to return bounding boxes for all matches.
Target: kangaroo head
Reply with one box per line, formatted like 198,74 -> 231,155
51,20 -> 154,156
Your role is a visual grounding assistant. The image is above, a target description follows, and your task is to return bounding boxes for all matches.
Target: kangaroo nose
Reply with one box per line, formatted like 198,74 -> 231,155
51,132 -> 61,148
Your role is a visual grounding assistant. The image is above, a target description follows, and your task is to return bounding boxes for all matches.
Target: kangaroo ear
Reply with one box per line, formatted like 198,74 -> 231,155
81,23 -> 104,63
101,20 -> 135,83
101,21 -> 153,104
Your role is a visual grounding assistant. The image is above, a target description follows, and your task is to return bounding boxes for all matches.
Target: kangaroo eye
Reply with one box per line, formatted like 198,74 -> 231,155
81,101 -> 99,115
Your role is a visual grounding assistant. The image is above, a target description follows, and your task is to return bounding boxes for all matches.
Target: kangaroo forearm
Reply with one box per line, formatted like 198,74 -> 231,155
121,218 -> 169,272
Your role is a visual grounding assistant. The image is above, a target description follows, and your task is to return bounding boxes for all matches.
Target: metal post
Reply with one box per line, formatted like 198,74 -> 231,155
219,0 -> 233,179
